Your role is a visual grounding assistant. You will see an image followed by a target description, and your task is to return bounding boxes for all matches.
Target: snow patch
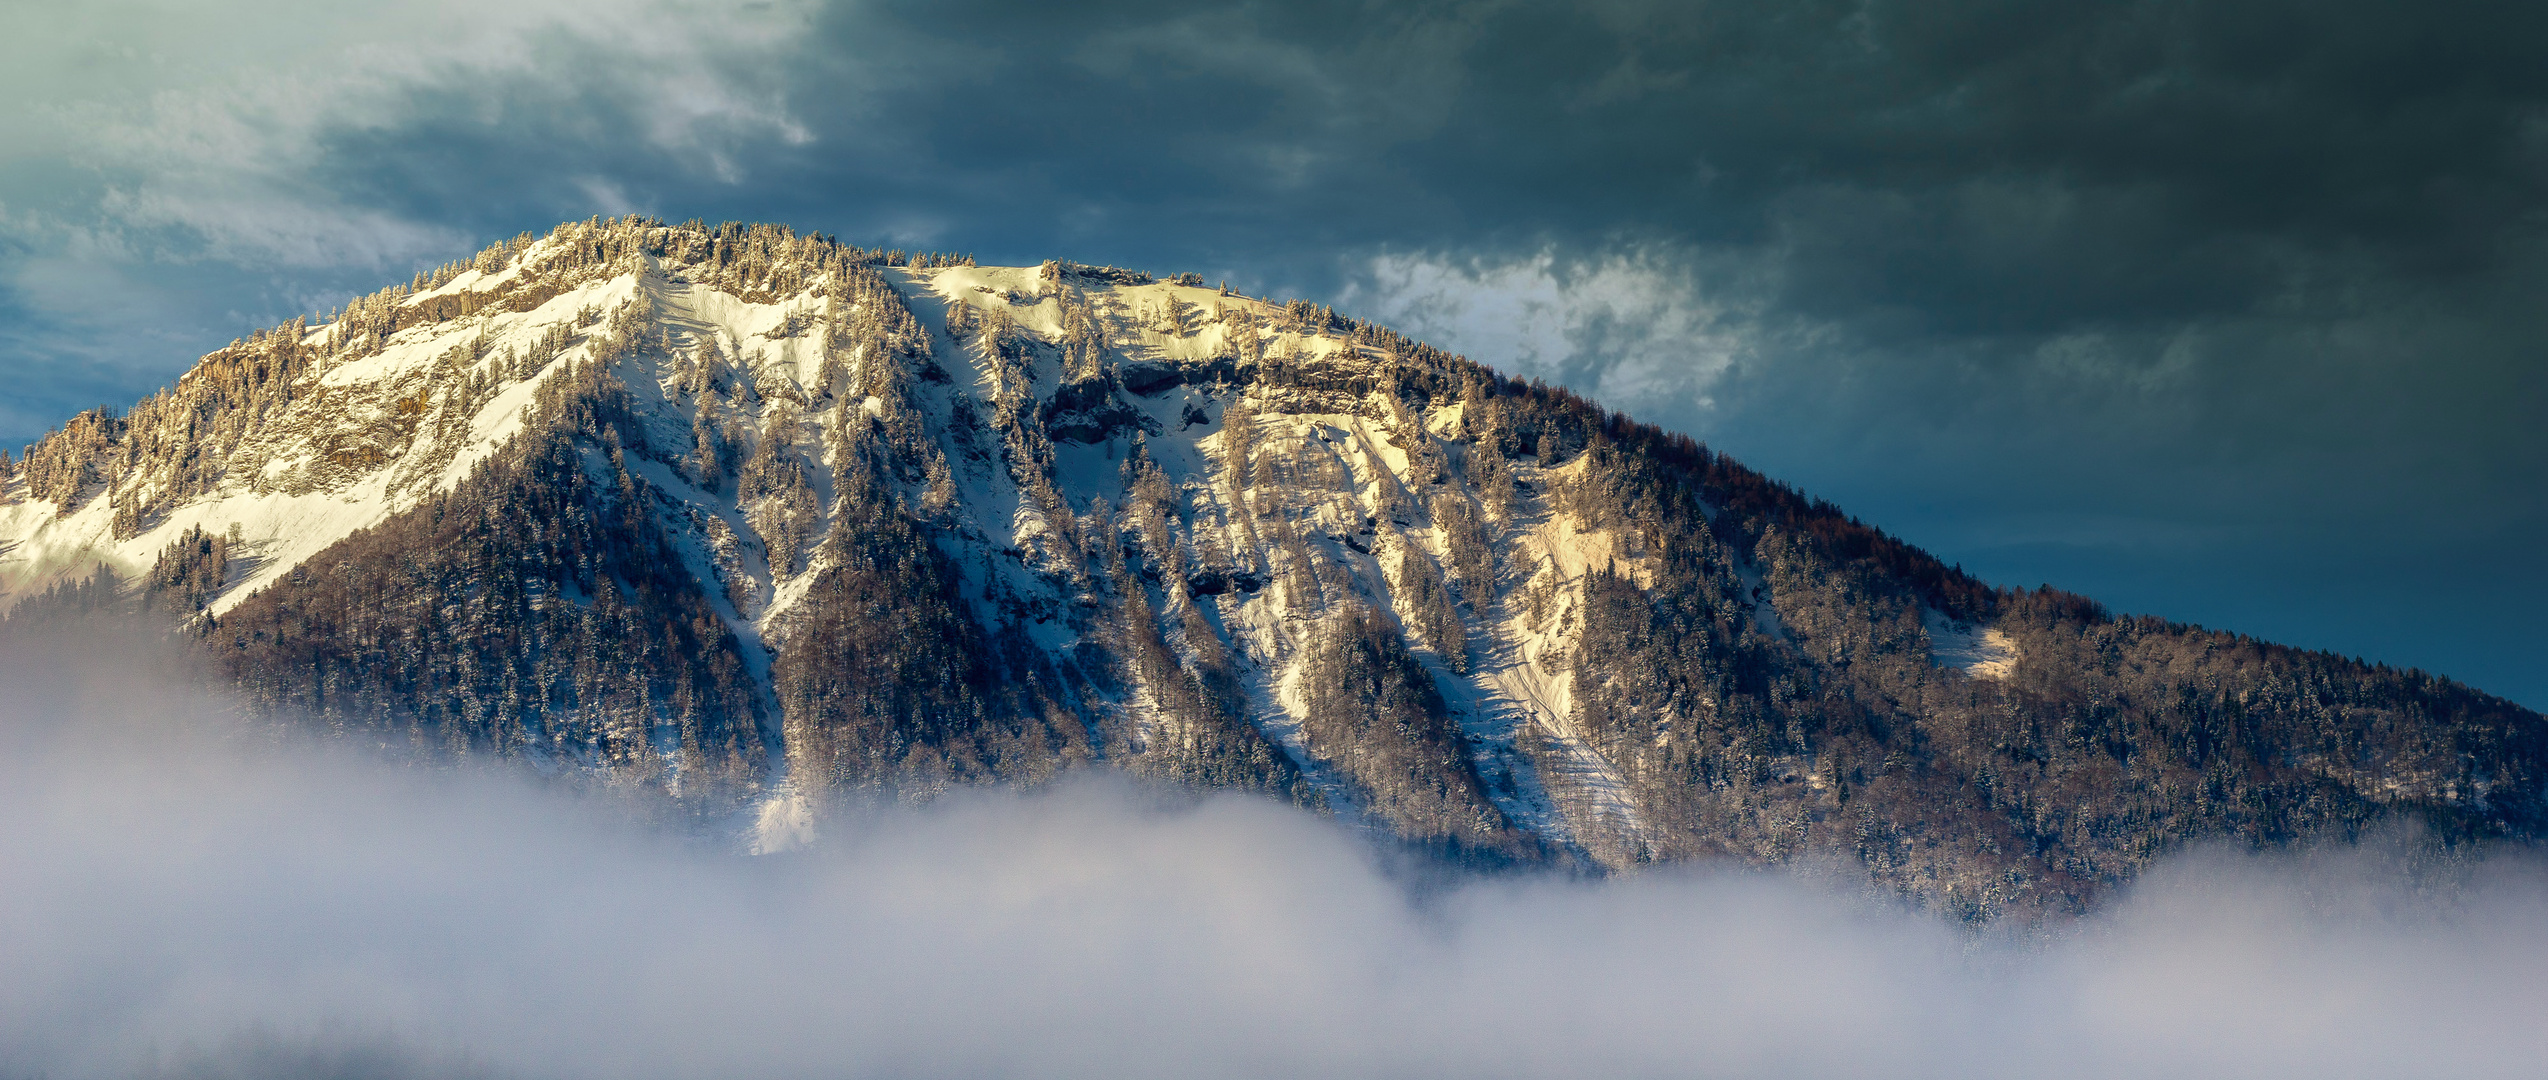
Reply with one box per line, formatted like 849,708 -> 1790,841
1926,609 -> 2018,679
748,786 -> 815,855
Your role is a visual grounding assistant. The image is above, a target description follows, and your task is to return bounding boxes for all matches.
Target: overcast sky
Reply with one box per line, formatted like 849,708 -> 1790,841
4,0 -> 2542,706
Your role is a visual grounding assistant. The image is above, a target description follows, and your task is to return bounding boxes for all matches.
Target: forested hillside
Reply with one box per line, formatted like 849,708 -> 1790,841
4,217 -> 2538,918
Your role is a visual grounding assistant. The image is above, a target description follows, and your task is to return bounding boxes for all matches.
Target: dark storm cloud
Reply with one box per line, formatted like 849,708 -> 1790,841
20,1 -> 2546,345
758,1 -> 2548,318
3,0 -> 2544,700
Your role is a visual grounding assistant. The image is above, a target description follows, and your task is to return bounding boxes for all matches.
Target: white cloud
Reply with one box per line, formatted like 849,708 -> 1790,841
1345,247 -> 1763,415
4,629 -> 2544,1080
10,0 -> 820,270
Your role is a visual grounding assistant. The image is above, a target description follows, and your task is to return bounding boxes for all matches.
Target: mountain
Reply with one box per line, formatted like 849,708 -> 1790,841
3,216 -> 2540,918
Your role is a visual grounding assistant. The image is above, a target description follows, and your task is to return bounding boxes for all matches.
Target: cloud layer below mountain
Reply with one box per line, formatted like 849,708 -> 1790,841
4,635 -> 2542,1080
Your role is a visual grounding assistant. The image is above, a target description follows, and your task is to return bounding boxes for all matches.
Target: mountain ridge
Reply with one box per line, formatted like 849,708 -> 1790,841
4,215 -> 2539,918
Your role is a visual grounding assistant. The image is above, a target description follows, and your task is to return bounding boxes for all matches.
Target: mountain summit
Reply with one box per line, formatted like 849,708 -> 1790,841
3,217 -> 2539,917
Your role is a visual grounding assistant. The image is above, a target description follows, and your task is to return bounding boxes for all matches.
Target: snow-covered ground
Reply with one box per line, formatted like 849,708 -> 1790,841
1925,609 -> 2019,679
0,259 -> 637,618
3,250 -> 1693,867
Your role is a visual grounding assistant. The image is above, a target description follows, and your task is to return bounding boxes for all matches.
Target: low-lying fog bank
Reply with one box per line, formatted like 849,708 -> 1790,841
3,631 -> 2541,1080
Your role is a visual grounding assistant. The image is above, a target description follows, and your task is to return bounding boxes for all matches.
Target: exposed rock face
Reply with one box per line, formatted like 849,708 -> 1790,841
5,217 -> 2542,917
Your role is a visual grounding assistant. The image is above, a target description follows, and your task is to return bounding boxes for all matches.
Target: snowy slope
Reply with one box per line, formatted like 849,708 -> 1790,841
13,220 -> 2526,918
2,244 -> 634,617
0,225 -> 2012,870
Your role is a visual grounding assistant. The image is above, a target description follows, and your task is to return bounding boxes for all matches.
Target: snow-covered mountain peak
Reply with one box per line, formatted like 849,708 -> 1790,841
7,217 -> 2530,918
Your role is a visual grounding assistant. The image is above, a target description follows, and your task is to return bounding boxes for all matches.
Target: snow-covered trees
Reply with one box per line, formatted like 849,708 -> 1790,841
143,524 -> 229,616
738,410 -> 819,578
213,429 -> 764,792
1394,544 -> 1466,674
774,417 -> 1089,802
20,407 -> 127,513
1298,606 -> 1510,850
